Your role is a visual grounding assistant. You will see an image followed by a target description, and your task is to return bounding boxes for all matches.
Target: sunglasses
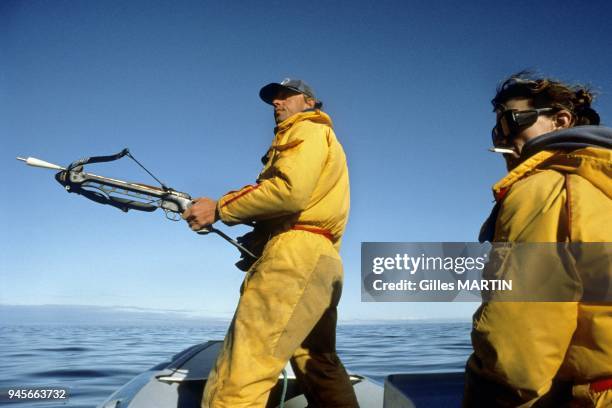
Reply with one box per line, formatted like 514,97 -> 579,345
492,107 -> 555,147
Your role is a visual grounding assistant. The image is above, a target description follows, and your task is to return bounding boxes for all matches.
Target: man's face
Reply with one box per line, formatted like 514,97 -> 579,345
494,98 -> 557,151
272,89 -> 314,123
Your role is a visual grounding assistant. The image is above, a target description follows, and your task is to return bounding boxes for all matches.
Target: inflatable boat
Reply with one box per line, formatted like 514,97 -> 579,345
97,340 -> 464,407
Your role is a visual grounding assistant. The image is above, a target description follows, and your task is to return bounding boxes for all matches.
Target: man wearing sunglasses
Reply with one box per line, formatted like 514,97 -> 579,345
464,73 -> 612,407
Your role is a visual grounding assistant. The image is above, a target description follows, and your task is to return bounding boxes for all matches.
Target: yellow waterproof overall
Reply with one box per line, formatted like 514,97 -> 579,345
202,110 -> 358,407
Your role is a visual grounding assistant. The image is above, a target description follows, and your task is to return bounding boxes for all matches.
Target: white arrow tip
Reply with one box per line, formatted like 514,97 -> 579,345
16,156 -> 65,170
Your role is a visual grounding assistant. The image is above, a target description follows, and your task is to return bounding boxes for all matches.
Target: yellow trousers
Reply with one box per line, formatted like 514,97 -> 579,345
202,230 -> 358,407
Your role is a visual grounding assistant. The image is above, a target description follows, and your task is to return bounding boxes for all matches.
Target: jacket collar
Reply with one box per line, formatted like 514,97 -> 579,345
493,151 -> 557,200
274,109 -> 333,134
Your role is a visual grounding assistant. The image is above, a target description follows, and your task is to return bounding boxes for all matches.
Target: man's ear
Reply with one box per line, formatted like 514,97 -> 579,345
304,96 -> 316,109
555,109 -> 573,129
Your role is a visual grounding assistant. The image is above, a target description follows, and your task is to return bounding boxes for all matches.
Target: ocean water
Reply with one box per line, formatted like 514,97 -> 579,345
0,322 -> 472,407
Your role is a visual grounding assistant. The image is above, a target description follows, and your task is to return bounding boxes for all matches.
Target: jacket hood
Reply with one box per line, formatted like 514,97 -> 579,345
521,125 -> 612,159
493,126 -> 612,201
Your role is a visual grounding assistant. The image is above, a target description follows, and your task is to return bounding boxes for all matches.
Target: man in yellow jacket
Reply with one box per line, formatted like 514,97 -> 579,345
184,79 -> 358,407
464,73 -> 612,407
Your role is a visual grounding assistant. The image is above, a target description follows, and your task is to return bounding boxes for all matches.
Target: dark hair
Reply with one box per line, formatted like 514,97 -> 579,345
492,71 -> 600,126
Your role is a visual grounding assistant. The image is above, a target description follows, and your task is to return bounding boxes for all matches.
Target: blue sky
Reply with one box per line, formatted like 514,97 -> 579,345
2,0 -> 612,321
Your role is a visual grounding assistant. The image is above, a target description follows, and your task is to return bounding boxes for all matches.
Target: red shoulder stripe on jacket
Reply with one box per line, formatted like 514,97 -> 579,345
220,184 -> 260,208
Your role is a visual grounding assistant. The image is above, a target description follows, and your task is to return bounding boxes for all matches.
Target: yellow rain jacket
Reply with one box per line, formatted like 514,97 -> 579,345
203,110 -> 358,408
465,132 -> 612,408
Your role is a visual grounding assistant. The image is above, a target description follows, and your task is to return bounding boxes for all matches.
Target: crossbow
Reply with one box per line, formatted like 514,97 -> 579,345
17,148 -> 256,259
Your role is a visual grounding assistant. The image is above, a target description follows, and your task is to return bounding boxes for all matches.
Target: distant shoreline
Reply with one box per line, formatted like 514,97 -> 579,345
0,304 -> 470,326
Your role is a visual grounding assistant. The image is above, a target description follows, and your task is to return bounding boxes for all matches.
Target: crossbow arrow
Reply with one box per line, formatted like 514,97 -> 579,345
17,148 -> 256,259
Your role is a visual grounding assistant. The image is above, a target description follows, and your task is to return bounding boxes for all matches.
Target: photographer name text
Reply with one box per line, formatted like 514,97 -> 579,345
371,279 -> 512,291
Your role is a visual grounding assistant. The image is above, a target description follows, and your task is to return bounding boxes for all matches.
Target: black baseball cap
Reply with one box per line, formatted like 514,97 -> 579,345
259,78 -> 322,108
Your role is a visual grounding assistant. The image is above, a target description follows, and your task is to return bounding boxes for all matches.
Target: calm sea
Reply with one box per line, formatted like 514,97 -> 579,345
0,322 -> 471,407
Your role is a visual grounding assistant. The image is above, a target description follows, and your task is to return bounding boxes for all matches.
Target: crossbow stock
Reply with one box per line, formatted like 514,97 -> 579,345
17,148 -> 256,259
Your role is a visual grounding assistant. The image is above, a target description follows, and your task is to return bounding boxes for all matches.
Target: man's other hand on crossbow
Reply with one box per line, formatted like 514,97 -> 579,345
182,197 -> 219,231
